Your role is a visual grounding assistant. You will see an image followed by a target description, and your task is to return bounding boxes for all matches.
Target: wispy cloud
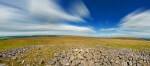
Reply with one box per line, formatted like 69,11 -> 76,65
98,9 -> 150,38
1,0 -> 149,38
99,28 -> 117,32
29,0 -> 89,22
120,10 -> 150,30
119,9 -> 150,37
0,0 -> 93,36
70,0 -> 90,18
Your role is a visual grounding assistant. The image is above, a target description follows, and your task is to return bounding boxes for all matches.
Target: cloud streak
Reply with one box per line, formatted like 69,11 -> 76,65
0,0 -> 149,38
98,9 -> 150,38
0,0 -> 93,36
119,9 -> 150,37
29,0 -> 89,22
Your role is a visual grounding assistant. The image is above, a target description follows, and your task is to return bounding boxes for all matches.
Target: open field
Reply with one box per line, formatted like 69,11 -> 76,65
0,36 -> 150,66
0,36 -> 150,51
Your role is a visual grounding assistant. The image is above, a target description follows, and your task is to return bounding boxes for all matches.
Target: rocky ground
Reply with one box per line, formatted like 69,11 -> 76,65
49,48 -> 150,66
0,45 -> 47,66
0,44 -> 150,66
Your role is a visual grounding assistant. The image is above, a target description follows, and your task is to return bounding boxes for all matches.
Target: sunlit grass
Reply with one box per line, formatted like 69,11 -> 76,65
1,36 -> 150,65
0,36 -> 150,52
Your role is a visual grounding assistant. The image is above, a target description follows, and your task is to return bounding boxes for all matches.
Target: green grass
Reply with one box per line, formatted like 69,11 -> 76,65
0,43 -> 41,51
0,37 -> 12,40
104,43 -> 150,50
0,36 -> 150,52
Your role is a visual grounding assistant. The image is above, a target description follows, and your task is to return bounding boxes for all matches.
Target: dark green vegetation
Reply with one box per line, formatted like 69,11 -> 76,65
0,35 -> 59,40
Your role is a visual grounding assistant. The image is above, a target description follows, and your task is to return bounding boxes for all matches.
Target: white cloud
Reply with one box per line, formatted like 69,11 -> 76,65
0,30 -> 94,37
99,28 -> 117,32
98,9 -> 150,38
0,0 -> 93,36
0,5 -> 21,23
0,23 -> 94,32
1,0 -> 149,38
29,0 -> 89,22
120,10 -> 150,30
70,0 -> 90,18
0,0 -> 28,9
119,9 -> 150,37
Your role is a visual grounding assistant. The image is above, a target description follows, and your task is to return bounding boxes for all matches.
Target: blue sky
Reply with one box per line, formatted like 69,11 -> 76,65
0,0 -> 150,38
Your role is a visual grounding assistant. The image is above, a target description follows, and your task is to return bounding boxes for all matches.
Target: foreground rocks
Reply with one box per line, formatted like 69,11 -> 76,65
0,45 -> 47,65
49,48 -> 150,66
0,47 -> 29,59
0,44 -> 150,66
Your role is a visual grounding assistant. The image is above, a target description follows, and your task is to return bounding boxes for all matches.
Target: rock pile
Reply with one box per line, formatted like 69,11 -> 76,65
0,47 -> 29,59
0,45 -> 46,63
49,48 -> 150,66
0,47 -> 31,65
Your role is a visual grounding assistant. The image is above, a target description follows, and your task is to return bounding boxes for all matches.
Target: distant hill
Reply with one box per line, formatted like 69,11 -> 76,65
108,37 -> 141,40
101,37 -> 150,41
0,35 -> 60,40
140,38 -> 150,41
0,35 -> 150,41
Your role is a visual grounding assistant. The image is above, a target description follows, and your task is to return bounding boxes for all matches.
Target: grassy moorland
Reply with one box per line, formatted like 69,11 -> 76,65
0,36 -> 150,51
0,36 -> 150,65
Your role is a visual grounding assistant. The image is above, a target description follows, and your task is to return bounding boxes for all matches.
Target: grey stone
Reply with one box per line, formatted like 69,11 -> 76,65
0,63 -> 6,66
71,60 -> 76,66
95,63 -> 101,66
60,52 -> 67,58
60,59 -> 69,66
39,59 -> 45,64
127,61 -> 132,66
136,63 -> 142,66
2,54 -> 6,57
80,60 -> 88,66
77,54 -> 84,59
122,62 -> 128,66
49,60 -> 56,65
55,62 -> 62,66
88,60 -> 95,66
26,64 -> 30,66
104,58 -> 108,62
85,53 -> 93,60
12,56 -> 17,60
70,56 -> 76,61
54,52 -> 60,57
75,59 -> 81,65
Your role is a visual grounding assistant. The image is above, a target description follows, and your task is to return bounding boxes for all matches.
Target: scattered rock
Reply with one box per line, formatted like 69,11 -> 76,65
50,48 -> 150,66
26,64 -> 30,66
39,59 -> 45,65
49,58 -> 57,65
55,62 -> 62,66
123,62 -> 128,66
11,56 -> 17,60
127,61 -> 132,66
0,63 -> 6,66
0,45 -> 48,65
0,44 -> 150,66
60,59 -> 70,66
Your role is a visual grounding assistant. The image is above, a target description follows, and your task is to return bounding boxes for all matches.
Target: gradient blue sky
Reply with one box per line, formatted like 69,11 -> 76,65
0,0 -> 150,38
